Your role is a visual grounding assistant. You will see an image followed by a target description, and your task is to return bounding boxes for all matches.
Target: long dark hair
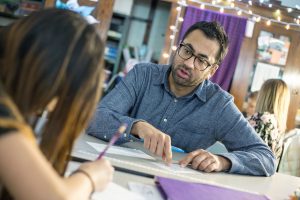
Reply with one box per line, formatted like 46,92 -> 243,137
0,9 -> 104,175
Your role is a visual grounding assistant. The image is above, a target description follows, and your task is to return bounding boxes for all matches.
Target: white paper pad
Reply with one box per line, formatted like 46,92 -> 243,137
92,182 -> 145,200
151,162 -> 199,174
128,182 -> 164,200
87,142 -> 155,160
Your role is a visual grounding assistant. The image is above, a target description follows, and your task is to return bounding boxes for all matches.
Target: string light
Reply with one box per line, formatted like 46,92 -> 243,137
277,16 -> 281,21
172,46 -> 178,51
163,53 -> 169,58
170,25 -> 176,30
286,24 -> 290,30
181,0 -> 300,30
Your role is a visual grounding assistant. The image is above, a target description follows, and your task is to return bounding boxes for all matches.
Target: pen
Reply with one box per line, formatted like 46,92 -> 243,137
97,123 -> 128,159
171,146 -> 185,153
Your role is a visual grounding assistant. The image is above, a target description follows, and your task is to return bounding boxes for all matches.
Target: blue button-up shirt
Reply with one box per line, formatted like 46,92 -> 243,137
87,63 -> 276,176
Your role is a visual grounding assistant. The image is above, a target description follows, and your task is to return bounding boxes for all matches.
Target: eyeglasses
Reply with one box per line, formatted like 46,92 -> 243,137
177,43 -> 213,71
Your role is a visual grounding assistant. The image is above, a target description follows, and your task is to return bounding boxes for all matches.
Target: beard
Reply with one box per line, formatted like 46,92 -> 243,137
171,64 -> 198,87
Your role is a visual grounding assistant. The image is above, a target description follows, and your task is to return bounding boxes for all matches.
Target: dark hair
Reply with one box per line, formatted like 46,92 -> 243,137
0,9 -> 104,174
182,21 -> 229,64
248,91 -> 259,100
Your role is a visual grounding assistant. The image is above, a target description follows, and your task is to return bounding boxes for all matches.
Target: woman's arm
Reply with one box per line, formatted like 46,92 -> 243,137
0,132 -> 113,200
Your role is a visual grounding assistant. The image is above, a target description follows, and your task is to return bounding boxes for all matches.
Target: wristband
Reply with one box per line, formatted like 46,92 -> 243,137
72,169 -> 95,195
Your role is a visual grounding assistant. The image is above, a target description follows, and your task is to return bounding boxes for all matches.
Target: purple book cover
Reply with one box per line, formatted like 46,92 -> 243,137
156,176 -> 269,200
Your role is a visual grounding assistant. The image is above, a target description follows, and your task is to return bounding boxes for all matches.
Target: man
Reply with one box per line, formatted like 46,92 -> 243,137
87,21 -> 276,176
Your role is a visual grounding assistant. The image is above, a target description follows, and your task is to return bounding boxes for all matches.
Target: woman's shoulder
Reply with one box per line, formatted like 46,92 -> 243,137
249,112 -> 276,120
248,112 -> 278,127
259,112 -> 278,125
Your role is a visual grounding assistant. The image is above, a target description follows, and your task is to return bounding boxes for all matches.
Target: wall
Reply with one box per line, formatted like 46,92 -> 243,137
125,0 -> 170,62
148,1 -> 170,61
113,0 -> 133,16
126,0 -> 149,47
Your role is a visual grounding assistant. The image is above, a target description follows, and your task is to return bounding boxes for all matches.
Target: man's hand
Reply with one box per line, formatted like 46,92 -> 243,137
179,149 -> 231,173
131,121 -> 172,164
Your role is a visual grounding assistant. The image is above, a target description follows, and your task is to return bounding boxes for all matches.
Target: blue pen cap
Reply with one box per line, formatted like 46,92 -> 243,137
171,146 -> 185,153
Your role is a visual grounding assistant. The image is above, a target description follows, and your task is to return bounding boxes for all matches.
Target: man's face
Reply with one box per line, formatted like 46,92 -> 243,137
170,30 -> 220,88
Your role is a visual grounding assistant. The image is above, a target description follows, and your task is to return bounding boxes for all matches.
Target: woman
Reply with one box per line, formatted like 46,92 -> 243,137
248,79 -> 290,161
0,9 -> 113,199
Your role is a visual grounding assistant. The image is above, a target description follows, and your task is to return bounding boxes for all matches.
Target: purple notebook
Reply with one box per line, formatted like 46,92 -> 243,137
156,176 -> 269,200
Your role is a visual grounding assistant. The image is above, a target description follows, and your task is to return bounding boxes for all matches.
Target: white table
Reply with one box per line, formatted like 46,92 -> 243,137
71,133 -> 300,200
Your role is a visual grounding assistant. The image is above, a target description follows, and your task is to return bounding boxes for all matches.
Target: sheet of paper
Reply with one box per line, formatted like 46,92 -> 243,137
92,182 -> 145,200
151,162 -> 199,174
87,142 -> 155,160
128,182 -> 164,200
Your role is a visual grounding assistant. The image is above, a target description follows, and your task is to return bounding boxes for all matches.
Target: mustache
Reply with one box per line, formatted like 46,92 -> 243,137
175,64 -> 192,75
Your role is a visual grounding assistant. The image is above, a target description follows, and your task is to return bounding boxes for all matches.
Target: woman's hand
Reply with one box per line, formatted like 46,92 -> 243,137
78,159 -> 114,192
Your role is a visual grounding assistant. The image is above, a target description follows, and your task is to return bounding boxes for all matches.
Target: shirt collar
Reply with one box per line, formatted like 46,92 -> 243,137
153,64 -> 170,86
153,65 -> 208,102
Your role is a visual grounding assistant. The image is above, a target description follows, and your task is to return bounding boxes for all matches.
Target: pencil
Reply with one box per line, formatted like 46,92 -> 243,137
97,123 -> 128,159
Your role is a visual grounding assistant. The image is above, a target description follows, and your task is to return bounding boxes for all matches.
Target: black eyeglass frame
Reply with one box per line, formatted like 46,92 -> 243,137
177,43 -> 215,71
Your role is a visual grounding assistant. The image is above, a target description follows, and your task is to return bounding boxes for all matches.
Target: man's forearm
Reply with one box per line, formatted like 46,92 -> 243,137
219,150 -> 276,176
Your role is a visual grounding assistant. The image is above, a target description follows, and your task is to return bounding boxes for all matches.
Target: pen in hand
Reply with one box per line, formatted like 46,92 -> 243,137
97,123 -> 128,160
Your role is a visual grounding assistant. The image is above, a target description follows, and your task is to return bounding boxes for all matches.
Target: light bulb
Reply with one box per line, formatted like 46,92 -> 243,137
285,24 -> 290,30
163,53 -> 169,58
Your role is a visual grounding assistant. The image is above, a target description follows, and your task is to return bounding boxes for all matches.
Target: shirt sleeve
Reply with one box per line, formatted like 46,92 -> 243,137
214,99 -> 276,176
86,64 -> 145,144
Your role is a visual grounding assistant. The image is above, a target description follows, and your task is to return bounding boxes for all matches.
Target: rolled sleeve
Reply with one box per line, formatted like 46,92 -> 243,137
86,65 -> 144,144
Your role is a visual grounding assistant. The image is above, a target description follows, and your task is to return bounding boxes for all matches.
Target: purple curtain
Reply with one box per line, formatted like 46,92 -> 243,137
179,6 -> 247,91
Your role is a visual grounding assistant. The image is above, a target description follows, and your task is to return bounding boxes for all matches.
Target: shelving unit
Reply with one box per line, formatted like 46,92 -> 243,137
104,12 -> 130,79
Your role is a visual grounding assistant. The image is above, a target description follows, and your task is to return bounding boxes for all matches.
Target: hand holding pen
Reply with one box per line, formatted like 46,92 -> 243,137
97,123 -> 128,159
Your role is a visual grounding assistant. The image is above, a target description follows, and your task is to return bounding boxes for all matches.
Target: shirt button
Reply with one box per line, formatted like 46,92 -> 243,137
174,99 -> 178,103
163,118 -> 167,122
104,135 -> 107,139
